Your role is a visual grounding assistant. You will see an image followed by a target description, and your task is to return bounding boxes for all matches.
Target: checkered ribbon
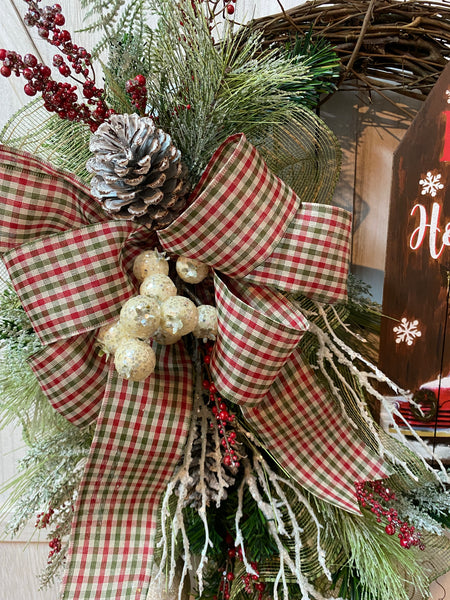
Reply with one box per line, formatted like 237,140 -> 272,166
0,135 -> 386,599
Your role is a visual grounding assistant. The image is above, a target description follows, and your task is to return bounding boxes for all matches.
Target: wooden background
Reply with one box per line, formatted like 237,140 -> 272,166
0,1 -> 448,598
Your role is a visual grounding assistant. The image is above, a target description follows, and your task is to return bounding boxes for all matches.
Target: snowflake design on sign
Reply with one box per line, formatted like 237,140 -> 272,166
419,171 -> 444,197
446,89 -> 450,104
393,317 -> 422,346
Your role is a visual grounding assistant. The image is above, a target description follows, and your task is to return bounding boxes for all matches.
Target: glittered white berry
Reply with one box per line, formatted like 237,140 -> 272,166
192,305 -> 218,341
133,249 -> 169,282
140,273 -> 177,303
176,255 -> 210,284
160,296 -> 198,336
97,319 -> 134,356
152,328 -> 183,346
119,295 -> 161,338
114,339 -> 156,381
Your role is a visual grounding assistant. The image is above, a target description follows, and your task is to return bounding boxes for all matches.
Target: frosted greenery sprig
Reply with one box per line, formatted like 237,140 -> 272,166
328,507 -> 429,600
79,0 -> 149,57
1,425 -> 91,538
395,482 -> 450,534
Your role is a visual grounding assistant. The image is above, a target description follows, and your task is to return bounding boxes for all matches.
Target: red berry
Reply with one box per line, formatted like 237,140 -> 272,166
24,83 -> 37,96
54,13 -> 65,25
226,3 -> 235,14
53,4 -> 62,12
38,28 -> 49,39
0,49 -> 6,61
226,572 -> 235,581
0,65 -> 11,77
59,64 -> 70,77
385,524 -> 395,535
203,355 -> 210,364
83,87 -> 95,99
23,53 -> 37,67
41,65 -> 52,78
223,455 -> 232,466
400,538 -> 411,549
135,74 -> 146,86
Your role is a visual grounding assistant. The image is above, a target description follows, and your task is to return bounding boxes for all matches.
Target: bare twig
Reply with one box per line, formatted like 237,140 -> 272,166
345,0 -> 377,75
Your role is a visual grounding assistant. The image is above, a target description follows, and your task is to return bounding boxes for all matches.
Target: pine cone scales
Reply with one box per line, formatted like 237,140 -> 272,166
87,113 -> 188,229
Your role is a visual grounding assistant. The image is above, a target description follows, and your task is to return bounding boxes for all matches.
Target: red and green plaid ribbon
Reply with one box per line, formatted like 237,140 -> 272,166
0,137 -> 386,599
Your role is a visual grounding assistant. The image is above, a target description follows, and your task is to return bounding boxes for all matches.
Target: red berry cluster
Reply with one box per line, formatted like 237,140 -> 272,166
35,507 -> 54,529
125,75 -> 148,114
355,481 -> 424,550
48,535 -> 62,561
241,560 -> 266,599
212,535 -> 266,600
202,343 -> 240,469
0,1 -> 112,131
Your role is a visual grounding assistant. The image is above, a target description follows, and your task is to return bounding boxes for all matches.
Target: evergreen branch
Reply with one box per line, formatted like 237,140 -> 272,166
78,0 -> 150,58
330,509 -> 430,600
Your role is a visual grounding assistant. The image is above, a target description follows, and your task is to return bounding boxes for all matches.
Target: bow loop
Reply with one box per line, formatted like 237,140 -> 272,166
211,274 -> 308,406
158,134 -> 300,278
4,221 -> 138,345
242,202 -> 352,303
0,145 -> 104,253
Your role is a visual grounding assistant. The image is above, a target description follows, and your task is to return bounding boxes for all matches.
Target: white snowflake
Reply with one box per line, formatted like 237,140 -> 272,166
393,318 -> 422,346
446,89 -> 450,104
419,171 -> 444,197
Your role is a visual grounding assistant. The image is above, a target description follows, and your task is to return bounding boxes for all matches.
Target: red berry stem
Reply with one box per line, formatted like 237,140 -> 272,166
355,481 -> 425,550
201,341 -> 241,469
214,535 -> 267,600
35,507 -> 54,529
0,1 -> 112,131
125,75 -> 148,115
47,535 -> 62,561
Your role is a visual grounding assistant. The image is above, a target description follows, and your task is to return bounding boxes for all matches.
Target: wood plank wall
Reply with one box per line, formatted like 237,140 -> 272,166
0,1 -> 448,598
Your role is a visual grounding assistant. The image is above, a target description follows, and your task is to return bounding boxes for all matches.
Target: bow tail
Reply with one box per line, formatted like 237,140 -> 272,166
211,276 -> 387,513
242,349 -> 387,514
60,344 -> 193,600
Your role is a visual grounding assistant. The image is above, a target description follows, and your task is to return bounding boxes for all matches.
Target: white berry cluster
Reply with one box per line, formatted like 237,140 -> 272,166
97,249 -> 218,381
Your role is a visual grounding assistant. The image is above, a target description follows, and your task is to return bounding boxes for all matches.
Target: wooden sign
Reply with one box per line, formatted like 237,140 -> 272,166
379,62 -> 450,436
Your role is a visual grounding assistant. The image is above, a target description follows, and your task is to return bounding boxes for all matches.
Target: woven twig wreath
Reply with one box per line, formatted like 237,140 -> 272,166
248,0 -> 450,100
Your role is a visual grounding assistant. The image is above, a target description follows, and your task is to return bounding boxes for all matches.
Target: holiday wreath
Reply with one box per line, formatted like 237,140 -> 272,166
0,1 -> 449,600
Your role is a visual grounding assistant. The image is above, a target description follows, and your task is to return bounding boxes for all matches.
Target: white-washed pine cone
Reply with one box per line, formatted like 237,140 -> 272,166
87,113 -> 189,229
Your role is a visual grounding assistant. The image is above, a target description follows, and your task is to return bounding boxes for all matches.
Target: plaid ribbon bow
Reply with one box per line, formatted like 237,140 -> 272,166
0,137 -> 386,600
